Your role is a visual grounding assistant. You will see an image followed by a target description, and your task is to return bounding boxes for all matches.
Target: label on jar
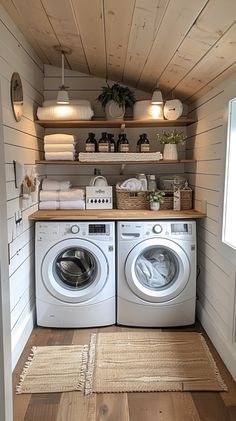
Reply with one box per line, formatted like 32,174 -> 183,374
99,143 -> 109,152
86,144 -> 95,152
110,144 -> 115,152
173,189 -> 181,211
120,144 -> 129,152
140,144 -> 150,153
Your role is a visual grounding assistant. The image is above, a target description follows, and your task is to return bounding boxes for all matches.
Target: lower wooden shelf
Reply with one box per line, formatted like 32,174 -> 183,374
29,209 -> 206,221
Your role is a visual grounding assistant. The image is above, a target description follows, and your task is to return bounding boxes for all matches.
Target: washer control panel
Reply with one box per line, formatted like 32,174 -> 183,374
118,220 -> 196,240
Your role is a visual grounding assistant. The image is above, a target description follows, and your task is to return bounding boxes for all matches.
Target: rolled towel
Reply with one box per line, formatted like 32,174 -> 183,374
118,178 -> 142,191
44,134 -> 75,143
45,152 -> 74,161
42,179 -> 71,191
40,188 -> 85,201
44,144 -> 75,152
37,105 -> 94,120
59,200 -> 85,210
43,99 -> 92,107
39,201 -> 59,209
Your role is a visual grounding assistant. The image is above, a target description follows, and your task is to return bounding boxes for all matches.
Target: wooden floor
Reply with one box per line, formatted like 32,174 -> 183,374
13,323 -> 236,421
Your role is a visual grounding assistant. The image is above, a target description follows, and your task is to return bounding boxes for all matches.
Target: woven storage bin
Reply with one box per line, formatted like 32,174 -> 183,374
116,189 -> 149,210
160,190 -> 173,210
180,189 -> 192,210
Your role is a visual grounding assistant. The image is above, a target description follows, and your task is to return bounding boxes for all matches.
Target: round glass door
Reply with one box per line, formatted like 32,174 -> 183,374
41,238 -> 108,303
125,238 -> 190,302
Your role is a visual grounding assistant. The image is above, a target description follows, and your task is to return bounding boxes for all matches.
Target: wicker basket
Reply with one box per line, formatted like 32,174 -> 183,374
116,189 -> 149,210
180,189 -> 192,210
160,191 -> 173,210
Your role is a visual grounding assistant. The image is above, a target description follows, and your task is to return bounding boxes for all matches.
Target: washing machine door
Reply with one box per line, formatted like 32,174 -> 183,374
41,238 -> 108,303
125,238 -> 190,302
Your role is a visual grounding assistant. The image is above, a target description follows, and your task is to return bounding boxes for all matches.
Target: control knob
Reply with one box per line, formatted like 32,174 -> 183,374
153,224 -> 162,234
71,225 -> 80,234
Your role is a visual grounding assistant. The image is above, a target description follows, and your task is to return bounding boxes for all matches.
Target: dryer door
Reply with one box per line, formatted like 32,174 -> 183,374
41,238 -> 108,303
125,238 -> 190,302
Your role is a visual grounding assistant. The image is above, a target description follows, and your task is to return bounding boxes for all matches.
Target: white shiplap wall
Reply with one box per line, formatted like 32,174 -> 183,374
0,5 -> 44,368
186,75 -> 236,379
43,64 -> 187,186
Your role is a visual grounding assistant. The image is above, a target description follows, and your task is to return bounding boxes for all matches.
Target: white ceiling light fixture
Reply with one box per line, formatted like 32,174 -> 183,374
55,46 -> 72,105
151,84 -> 163,105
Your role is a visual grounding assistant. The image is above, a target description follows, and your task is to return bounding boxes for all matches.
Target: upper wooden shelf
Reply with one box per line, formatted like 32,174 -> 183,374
35,159 -> 196,165
34,118 -> 195,128
29,209 -> 206,221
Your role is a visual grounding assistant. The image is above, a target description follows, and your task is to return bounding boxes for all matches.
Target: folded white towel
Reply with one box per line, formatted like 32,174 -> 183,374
59,200 -> 85,210
44,144 -> 75,152
45,152 -> 74,161
118,178 -> 142,191
39,201 -> 58,210
43,100 -> 92,107
42,179 -> 71,191
37,105 -> 94,121
40,188 -> 85,201
39,200 -> 85,210
44,134 -> 75,143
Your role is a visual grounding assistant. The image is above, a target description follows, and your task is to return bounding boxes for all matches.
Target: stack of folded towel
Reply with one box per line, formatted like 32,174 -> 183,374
39,178 -> 85,209
44,134 -> 76,161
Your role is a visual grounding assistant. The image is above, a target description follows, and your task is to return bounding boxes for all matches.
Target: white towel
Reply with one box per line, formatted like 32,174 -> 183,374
118,178 -> 142,191
39,201 -> 58,210
37,105 -> 94,121
43,100 -> 92,107
44,134 -> 75,144
44,144 -> 75,152
39,200 -> 85,210
45,152 -> 74,161
42,179 -> 71,191
40,188 -> 85,201
59,200 -> 85,209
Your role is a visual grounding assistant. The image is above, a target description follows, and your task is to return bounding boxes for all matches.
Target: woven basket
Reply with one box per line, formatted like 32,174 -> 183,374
160,191 -> 173,210
116,190 -> 149,210
180,189 -> 192,210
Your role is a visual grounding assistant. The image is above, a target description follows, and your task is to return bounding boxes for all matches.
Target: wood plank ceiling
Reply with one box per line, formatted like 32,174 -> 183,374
2,0 -> 236,102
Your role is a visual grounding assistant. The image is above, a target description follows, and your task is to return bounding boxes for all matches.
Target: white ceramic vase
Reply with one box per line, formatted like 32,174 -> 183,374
163,143 -> 178,160
150,202 -> 160,211
105,100 -> 125,120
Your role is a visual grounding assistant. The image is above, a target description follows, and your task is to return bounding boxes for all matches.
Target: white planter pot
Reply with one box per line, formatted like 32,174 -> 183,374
150,202 -> 160,211
163,143 -> 178,160
105,100 -> 125,120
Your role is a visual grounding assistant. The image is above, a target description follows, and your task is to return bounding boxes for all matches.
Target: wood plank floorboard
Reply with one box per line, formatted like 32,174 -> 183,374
13,323 -> 236,421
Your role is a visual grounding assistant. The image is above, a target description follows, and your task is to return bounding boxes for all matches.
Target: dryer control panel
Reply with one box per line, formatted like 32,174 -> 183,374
118,220 -> 196,240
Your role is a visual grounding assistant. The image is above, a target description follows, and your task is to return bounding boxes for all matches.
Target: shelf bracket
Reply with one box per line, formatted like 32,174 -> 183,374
120,123 -> 125,133
120,163 -> 126,175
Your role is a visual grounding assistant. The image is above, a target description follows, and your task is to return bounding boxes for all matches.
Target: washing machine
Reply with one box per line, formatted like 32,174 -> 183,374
35,221 -> 115,327
117,220 -> 196,327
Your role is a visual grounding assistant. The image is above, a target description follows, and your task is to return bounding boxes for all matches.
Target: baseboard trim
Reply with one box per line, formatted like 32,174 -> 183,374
11,305 -> 35,370
197,301 -> 236,380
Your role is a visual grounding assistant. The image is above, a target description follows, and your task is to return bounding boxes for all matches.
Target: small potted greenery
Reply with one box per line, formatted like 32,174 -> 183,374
97,83 -> 136,120
157,129 -> 187,160
148,190 -> 165,211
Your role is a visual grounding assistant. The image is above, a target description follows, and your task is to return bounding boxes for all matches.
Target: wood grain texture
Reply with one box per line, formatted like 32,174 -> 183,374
13,324 -> 236,421
34,118 -> 196,128
28,209 -> 206,221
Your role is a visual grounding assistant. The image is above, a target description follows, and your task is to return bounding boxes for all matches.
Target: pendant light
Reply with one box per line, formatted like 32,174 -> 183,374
151,84 -> 163,105
54,46 -> 72,105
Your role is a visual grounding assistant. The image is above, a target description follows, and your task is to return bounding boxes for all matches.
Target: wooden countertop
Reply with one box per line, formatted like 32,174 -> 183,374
29,209 -> 206,221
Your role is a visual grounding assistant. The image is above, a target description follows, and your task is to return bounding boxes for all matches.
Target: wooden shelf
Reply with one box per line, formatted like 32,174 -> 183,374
29,209 -> 206,221
35,159 -> 196,165
35,118 -> 195,128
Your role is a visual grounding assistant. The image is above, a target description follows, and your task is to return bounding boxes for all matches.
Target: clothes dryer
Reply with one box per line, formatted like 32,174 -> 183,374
117,220 -> 196,327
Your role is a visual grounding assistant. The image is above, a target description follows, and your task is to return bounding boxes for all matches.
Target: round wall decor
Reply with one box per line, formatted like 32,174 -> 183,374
164,99 -> 183,120
10,72 -> 23,122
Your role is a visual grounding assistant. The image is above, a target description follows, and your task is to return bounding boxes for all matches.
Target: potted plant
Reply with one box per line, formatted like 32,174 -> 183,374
157,129 -> 187,160
148,190 -> 165,211
97,83 -> 136,120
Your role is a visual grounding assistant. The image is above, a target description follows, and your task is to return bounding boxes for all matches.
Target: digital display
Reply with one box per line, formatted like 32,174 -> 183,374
89,224 -> 106,234
171,223 -> 188,233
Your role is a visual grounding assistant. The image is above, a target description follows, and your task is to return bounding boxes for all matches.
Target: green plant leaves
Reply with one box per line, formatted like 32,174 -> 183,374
97,83 -> 136,108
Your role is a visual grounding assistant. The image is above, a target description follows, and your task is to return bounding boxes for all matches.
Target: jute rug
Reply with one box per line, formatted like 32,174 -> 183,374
16,345 -> 88,394
85,331 -> 227,394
